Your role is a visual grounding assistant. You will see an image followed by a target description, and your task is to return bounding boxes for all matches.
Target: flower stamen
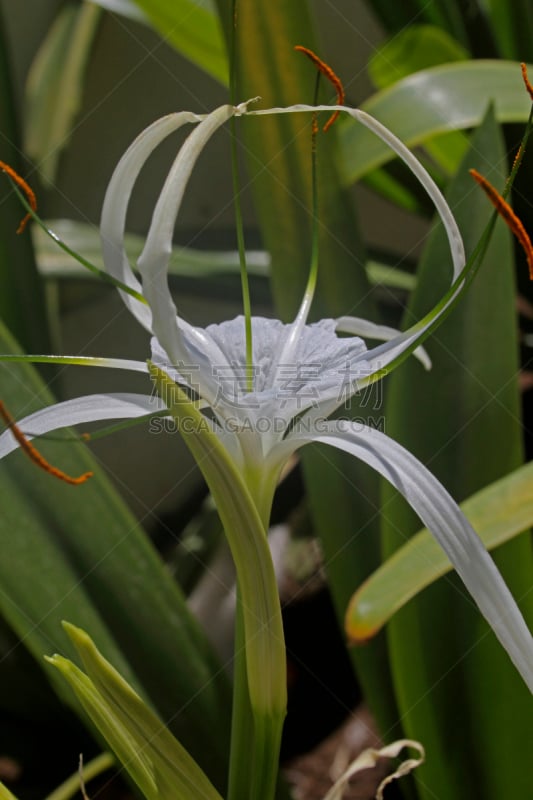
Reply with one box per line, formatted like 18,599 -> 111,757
0,401 -> 93,485
470,168 -> 533,279
521,62 -> 533,102
0,161 -> 37,233
294,46 -> 345,131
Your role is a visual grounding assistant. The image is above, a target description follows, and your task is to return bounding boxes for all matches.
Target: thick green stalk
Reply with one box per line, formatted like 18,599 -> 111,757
227,593 -> 254,800
150,365 -> 286,800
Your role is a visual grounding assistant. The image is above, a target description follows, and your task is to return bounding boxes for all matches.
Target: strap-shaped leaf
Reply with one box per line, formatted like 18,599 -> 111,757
121,0 -> 227,84
25,3 -> 102,184
340,61 -> 533,183
380,107 -> 533,798
48,624 -> 222,800
348,461 -> 533,639
0,320 -> 231,787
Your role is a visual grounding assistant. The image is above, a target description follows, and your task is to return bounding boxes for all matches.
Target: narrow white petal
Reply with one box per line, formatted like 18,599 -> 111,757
246,103 -> 463,282
0,393 -> 165,459
275,421 -> 533,692
244,103 -> 466,373
137,105 -> 235,364
353,109 -> 465,282
100,111 -> 208,330
336,316 -> 431,370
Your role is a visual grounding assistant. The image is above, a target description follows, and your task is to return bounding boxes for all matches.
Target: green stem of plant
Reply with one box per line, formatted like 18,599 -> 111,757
151,364 -> 287,800
227,589 -> 254,800
303,74 -> 322,309
230,0 -> 253,391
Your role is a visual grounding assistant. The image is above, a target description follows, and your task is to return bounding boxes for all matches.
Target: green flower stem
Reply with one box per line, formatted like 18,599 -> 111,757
150,363 -> 286,799
229,0 -> 252,391
230,116 -> 253,392
9,183 -> 146,302
227,593 -> 254,800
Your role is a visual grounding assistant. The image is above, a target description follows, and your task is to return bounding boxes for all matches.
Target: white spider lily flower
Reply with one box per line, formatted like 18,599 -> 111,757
1,101 -> 532,700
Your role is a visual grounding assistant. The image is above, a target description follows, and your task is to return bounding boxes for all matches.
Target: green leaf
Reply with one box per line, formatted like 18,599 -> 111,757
368,24 -> 469,179
49,625 -> 222,800
0,321 -> 231,789
0,8 -> 50,352
0,783 -> 18,800
126,0 -> 228,85
484,0 -> 533,61
33,218 -> 269,279
25,3 -> 102,185
381,108 -> 533,798
34,218 -> 415,295
368,25 -> 468,90
340,61 -> 533,183
363,168 -> 424,213
370,0 -> 471,47
348,460 -> 533,639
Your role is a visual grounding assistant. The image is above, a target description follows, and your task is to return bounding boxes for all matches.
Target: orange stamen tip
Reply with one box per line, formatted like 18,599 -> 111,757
471,168 -> 533,280
0,400 -> 93,486
294,45 -> 345,131
0,161 -> 37,234
521,63 -> 533,102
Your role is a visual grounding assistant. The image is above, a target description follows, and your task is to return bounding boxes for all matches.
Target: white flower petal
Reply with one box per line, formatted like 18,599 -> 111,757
244,104 -> 466,375
0,393 -> 165,459
137,105 -> 235,364
245,104 -> 464,285
100,110 -> 208,330
201,316 -> 368,438
336,316 -> 431,370
275,421 -> 533,692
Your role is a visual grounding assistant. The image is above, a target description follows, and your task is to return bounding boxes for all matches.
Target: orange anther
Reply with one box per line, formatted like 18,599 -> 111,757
294,45 -> 345,131
521,63 -> 533,102
470,168 -> 533,280
0,161 -> 37,233
0,401 -> 93,485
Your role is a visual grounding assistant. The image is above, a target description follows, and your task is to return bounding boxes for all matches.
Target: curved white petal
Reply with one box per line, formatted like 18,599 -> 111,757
350,281 -> 462,383
336,316 -> 431,370
244,103 -> 466,377
273,421 -> 533,692
0,393 -> 165,459
245,104 -> 464,284
100,110 -> 208,330
137,105 -> 235,365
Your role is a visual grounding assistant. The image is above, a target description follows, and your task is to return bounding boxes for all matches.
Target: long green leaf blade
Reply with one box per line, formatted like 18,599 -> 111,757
49,624 -> 222,800
25,3 -> 102,185
127,0 -> 227,85
0,321 -> 231,789
484,0 -> 533,61
340,61 -> 532,183
381,108 -> 533,799
348,461 -> 533,639
0,7 -> 50,352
